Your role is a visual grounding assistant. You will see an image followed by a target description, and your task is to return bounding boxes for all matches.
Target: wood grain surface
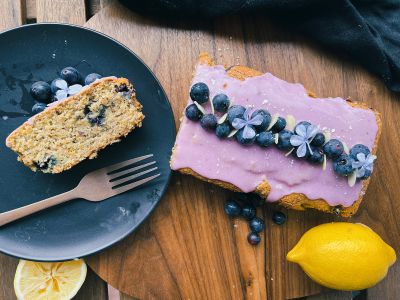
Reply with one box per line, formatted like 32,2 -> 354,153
84,2 -> 399,299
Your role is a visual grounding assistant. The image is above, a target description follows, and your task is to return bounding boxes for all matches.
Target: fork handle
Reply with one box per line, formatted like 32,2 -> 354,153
0,189 -> 78,227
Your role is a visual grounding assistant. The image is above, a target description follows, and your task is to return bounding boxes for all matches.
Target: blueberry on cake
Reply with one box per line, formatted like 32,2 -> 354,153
170,53 -> 381,217
6,77 -> 144,173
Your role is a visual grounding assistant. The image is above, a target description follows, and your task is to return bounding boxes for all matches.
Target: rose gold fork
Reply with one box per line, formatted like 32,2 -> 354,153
0,154 -> 160,227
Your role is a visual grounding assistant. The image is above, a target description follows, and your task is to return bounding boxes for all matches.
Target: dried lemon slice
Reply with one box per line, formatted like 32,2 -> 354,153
14,259 -> 87,300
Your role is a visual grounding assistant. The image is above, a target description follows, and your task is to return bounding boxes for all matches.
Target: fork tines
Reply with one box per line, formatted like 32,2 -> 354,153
106,154 -> 160,193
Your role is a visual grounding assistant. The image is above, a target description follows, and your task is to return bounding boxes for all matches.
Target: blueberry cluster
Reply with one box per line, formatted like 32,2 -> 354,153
185,82 -> 376,183
30,66 -> 102,115
224,195 -> 287,246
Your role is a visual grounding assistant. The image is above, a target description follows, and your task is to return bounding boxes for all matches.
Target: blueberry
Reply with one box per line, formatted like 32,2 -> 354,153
311,132 -> 325,147
307,147 -> 324,164
50,78 -> 68,93
249,217 -> 265,233
248,195 -> 265,207
200,114 -> 217,130
277,130 -> 293,150
60,67 -> 81,85
215,122 -> 230,138
32,102 -> 47,115
294,121 -> 311,132
359,168 -> 372,180
251,109 -> 271,132
85,73 -> 102,85
333,154 -> 355,176
190,82 -> 209,104
247,232 -> 261,245
323,139 -> 344,159
212,94 -> 230,113
350,144 -> 370,160
236,127 -> 256,145
224,200 -> 241,217
241,205 -> 256,220
185,103 -> 203,121
30,81 -> 52,102
272,211 -> 287,225
256,131 -> 275,147
227,105 -> 246,124
271,117 -> 286,133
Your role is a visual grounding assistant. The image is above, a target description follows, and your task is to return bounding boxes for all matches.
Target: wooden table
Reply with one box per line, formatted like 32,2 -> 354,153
0,1 -> 397,299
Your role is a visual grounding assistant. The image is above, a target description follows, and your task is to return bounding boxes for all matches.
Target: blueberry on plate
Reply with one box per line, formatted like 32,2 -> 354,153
200,114 -> 217,130
349,144 -> 370,160
251,109 -> 271,132
311,132 -> 325,147
249,217 -> 265,233
241,205 -> 256,220
307,147 -> 324,164
272,211 -> 287,225
185,103 -> 203,121
247,232 -> 261,245
85,73 -> 102,85
32,102 -> 47,115
323,139 -> 344,159
212,94 -> 230,113
60,67 -> 81,85
271,117 -> 286,133
227,105 -> 246,124
215,122 -> 231,138
256,131 -> 275,147
50,78 -> 68,94
333,154 -> 354,176
224,200 -> 242,217
190,82 -> 209,104
30,81 -> 52,102
277,130 -> 293,150
236,127 -> 256,145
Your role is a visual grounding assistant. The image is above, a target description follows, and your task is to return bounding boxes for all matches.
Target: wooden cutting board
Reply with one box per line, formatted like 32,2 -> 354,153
85,2 -> 400,299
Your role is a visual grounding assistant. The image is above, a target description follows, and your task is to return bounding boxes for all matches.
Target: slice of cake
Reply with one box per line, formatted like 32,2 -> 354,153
170,53 -> 381,217
6,77 -> 144,173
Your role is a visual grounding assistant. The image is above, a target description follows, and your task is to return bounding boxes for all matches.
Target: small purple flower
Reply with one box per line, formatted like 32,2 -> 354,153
55,83 -> 83,100
352,153 -> 376,178
232,108 -> 264,140
290,124 -> 319,157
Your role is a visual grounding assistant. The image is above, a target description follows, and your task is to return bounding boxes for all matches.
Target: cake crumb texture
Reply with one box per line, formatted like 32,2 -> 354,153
6,78 -> 144,173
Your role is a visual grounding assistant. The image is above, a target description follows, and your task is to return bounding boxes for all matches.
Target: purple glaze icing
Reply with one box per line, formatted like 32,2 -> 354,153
171,64 -> 378,207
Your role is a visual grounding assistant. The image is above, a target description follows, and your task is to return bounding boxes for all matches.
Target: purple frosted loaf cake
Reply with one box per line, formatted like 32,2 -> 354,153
170,53 -> 381,217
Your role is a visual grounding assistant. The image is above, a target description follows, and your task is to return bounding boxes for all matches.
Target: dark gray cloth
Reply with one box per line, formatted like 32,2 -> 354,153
119,0 -> 400,92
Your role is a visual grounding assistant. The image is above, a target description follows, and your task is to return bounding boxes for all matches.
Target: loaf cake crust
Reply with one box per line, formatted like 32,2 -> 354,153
6,77 -> 144,173
171,53 -> 381,217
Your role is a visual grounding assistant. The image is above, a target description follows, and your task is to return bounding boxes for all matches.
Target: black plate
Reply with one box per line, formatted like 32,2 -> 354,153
0,24 -> 175,261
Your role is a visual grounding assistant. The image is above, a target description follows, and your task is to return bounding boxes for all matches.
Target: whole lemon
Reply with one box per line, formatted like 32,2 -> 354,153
287,222 -> 396,291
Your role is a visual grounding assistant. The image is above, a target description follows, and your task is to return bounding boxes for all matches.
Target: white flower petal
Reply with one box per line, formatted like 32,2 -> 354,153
248,114 -> 264,126
55,89 -> 68,100
297,143 -> 307,158
356,166 -> 366,178
55,79 -> 68,90
290,135 -> 306,147
68,84 -> 83,95
232,118 -> 247,130
306,125 -> 319,139
356,152 -> 366,162
243,108 -> 252,121
366,154 -> 377,164
295,124 -> 307,137
243,125 -> 256,139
